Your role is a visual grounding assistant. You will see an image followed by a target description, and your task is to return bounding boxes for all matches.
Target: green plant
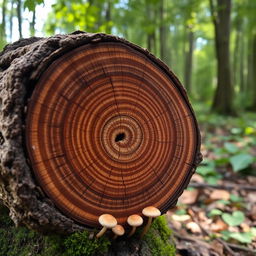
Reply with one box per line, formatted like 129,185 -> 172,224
221,211 -> 245,227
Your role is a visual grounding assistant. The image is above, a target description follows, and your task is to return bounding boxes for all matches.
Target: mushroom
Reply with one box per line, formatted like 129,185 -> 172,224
112,224 -> 125,239
127,214 -> 143,237
96,214 -> 117,238
140,206 -> 161,238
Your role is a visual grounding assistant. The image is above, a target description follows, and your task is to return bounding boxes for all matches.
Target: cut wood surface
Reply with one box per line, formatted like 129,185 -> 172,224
0,32 -> 202,233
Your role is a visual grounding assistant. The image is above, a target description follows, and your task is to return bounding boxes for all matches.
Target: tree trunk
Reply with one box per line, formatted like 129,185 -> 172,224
0,32 -> 201,254
210,0 -> 234,115
248,31 -> 256,110
159,0 -> 169,64
30,9 -> 36,36
9,0 -> 14,41
17,0 -> 23,38
0,0 -> 7,42
184,29 -> 194,95
105,0 -> 112,34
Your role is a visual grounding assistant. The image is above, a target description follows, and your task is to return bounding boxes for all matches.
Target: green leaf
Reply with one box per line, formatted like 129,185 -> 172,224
251,227 -> 256,237
229,154 -> 254,172
196,166 -> 216,176
229,232 -> 253,244
208,209 -> 222,217
175,209 -> 187,216
224,142 -> 238,154
230,194 -> 243,203
24,0 -> 44,11
222,211 -> 245,226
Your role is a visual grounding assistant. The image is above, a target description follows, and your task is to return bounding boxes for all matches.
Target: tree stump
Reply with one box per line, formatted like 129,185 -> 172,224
0,32 -> 202,253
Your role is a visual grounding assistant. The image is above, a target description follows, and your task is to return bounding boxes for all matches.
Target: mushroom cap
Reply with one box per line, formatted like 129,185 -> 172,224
127,214 -> 143,227
142,206 -> 161,217
112,224 -> 125,236
99,214 -> 117,228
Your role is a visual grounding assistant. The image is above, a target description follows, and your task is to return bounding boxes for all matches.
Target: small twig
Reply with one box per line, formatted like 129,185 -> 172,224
188,209 -> 238,256
226,242 -> 256,254
189,182 -> 256,191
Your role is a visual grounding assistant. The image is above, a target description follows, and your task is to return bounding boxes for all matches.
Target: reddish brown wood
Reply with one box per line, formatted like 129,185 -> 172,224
0,32 -> 201,234
26,42 -> 201,228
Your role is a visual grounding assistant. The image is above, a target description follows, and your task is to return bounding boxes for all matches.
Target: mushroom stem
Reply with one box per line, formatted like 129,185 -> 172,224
140,217 -> 152,238
113,234 -> 118,240
128,226 -> 136,237
96,226 -> 107,238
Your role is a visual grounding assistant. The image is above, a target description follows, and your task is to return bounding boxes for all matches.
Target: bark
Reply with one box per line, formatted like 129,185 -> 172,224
0,33 -> 201,255
210,0 -> 235,115
184,29 -> 194,95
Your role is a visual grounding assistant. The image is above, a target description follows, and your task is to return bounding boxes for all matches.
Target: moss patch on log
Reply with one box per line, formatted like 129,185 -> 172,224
0,204 -> 110,256
143,216 -> 176,256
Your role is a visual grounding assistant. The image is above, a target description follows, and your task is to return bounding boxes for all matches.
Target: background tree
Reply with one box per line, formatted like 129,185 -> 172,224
209,0 -> 234,115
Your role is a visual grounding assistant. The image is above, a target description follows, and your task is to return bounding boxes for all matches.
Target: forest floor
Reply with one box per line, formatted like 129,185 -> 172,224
168,103 -> 256,256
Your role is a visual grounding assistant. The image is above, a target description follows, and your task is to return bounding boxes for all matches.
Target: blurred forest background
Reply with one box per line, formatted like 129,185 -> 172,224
0,0 -> 256,255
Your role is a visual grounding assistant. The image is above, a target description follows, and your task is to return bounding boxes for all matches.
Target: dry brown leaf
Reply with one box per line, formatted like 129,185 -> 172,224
241,222 -> 250,232
186,221 -> 202,233
209,240 -> 224,255
178,189 -> 199,204
210,189 -> 230,200
210,218 -> 228,232
248,192 -> 256,204
172,214 -> 191,222
247,176 -> 256,184
171,219 -> 182,230
228,226 -> 239,232
191,173 -> 204,183
249,204 -> 256,221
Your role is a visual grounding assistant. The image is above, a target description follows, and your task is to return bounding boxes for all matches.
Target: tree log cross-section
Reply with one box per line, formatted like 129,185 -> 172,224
0,32 -> 202,234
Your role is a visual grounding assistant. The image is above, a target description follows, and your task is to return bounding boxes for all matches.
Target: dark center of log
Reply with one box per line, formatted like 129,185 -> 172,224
115,133 -> 126,142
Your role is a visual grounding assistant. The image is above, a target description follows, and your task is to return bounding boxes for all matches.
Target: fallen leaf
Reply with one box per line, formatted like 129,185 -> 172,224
191,173 -> 204,183
222,211 -> 245,226
178,189 -> 199,204
248,192 -> 256,204
210,218 -> 228,232
249,205 -> 256,221
186,222 -> 202,233
210,190 -> 230,200
247,176 -> 256,184
241,223 -> 251,232
209,240 -> 224,255
172,214 -> 191,222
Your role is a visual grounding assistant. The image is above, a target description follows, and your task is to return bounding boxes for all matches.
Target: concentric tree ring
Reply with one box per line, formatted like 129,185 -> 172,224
25,40 -> 201,228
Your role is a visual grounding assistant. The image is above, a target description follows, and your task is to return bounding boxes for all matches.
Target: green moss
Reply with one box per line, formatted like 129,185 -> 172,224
144,216 -> 176,256
64,231 -> 110,256
0,204 -> 110,256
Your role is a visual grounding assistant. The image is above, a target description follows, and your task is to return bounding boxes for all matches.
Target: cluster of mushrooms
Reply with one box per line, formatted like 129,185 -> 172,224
95,206 -> 161,239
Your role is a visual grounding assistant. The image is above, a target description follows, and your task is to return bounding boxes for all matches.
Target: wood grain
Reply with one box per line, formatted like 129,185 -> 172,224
26,42 -> 200,228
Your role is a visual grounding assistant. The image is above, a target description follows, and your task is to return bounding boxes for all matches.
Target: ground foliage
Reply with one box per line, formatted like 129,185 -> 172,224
168,103 -> 256,256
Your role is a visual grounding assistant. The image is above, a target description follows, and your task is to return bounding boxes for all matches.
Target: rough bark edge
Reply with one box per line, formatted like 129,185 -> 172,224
0,31 -> 202,234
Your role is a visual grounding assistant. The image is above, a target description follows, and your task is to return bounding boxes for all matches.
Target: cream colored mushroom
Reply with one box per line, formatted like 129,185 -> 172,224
127,214 -> 143,237
140,206 -> 161,238
96,214 -> 117,238
112,224 -> 125,239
